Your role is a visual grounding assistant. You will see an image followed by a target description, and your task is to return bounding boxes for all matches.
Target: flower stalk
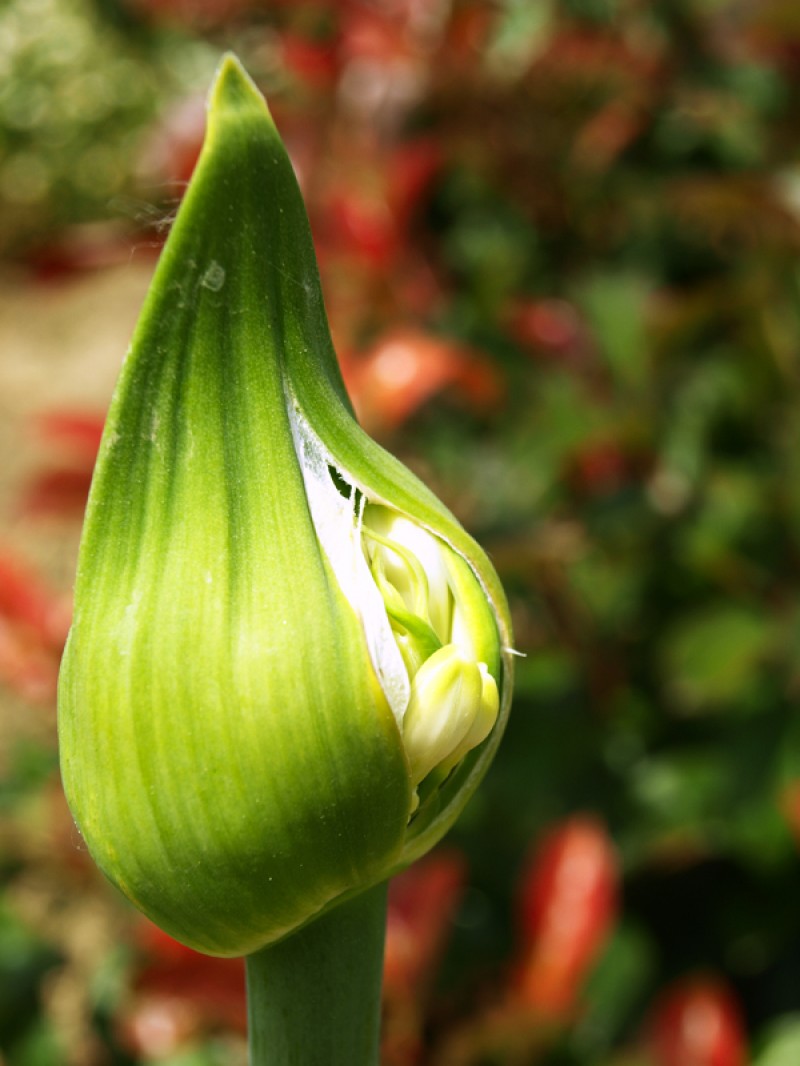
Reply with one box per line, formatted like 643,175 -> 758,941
246,883 -> 388,1066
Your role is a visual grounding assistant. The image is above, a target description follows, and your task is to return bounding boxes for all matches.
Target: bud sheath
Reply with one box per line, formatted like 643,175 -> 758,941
58,55 -> 513,959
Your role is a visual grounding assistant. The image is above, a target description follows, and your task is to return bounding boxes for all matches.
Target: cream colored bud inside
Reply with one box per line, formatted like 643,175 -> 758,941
403,645 -> 499,786
361,507 -> 453,643
361,504 -> 500,789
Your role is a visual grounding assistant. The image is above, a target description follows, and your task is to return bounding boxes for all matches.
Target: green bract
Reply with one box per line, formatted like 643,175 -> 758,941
58,55 -> 513,958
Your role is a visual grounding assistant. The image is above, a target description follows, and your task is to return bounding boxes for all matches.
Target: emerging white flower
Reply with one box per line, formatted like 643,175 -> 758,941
362,505 -> 500,791
289,411 -> 502,799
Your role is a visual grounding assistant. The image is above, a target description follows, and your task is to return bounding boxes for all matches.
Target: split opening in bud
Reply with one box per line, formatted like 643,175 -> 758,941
287,399 -> 500,809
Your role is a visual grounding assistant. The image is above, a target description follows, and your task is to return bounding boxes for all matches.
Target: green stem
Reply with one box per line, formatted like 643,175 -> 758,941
245,882 -> 388,1066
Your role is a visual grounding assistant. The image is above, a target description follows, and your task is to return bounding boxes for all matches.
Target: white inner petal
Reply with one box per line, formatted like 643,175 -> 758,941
363,508 -> 453,643
287,402 -> 410,727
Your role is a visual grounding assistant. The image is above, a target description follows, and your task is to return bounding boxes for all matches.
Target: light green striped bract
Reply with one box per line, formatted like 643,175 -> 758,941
58,55 -> 513,958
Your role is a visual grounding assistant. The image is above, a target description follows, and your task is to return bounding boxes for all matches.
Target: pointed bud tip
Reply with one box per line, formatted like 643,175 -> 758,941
207,52 -> 273,130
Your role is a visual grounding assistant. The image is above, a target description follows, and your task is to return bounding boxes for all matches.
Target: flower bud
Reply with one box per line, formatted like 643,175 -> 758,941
58,55 -> 513,958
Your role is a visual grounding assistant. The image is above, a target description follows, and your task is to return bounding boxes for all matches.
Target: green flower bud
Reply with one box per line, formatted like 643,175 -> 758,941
58,55 -> 513,959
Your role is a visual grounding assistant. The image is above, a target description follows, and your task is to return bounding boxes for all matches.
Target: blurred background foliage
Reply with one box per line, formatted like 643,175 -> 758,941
3,0 -> 800,1063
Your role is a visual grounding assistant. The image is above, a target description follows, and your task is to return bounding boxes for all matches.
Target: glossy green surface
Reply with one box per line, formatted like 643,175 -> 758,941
58,55 -> 512,957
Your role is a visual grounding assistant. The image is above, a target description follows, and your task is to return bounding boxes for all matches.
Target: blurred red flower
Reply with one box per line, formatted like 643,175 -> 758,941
0,548 -> 70,703
778,780 -> 800,848
344,328 -> 504,432
512,814 -> 619,1019
383,849 -> 466,1066
23,412 -> 104,518
506,298 -> 589,366
646,976 -> 748,1066
384,848 -> 466,1000
569,439 -> 631,497
118,922 -> 247,1059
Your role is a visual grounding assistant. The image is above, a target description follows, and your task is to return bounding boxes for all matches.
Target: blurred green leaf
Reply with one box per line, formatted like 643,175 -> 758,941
660,604 -> 776,713
568,549 -> 645,632
576,274 -> 652,391
6,1020 -> 62,1066
151,1047 -> 243,1066
514,649 -> 580,701
0,741 -> 58,809
628,750 -> 731,833
487,0 -> 556,75
573,923 -> 656,1055
0,905 -> 60,1059
754,1016 -> 800,1065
